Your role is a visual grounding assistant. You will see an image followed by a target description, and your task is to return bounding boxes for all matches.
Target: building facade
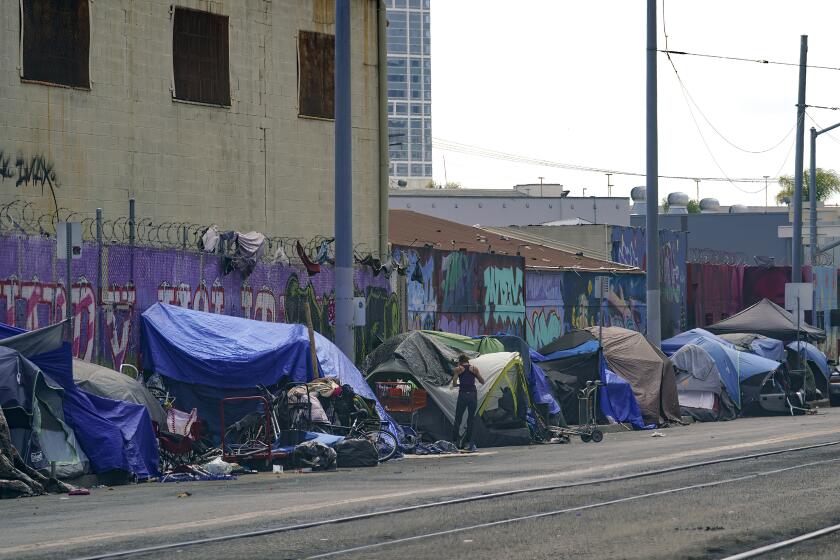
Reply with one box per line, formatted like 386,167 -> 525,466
386,0 -> 432,189
390,186 -> 631,227
0,0 -> 386,250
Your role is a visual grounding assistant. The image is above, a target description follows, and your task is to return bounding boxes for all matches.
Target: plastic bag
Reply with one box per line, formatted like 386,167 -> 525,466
202,457 -> 234,475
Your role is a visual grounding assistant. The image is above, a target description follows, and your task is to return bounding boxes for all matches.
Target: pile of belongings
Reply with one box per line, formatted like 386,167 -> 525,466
0,322 -> 160,496
201,225 -> 267,278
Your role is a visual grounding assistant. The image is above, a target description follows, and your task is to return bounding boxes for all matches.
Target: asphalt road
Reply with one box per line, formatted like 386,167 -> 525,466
4,409 -> 840,560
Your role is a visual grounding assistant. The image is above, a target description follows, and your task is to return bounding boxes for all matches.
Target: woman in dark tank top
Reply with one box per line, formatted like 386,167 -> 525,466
451,354 -> 485,451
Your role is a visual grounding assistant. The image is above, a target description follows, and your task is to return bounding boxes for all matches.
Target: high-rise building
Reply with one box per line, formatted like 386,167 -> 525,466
386,0 -> 432,189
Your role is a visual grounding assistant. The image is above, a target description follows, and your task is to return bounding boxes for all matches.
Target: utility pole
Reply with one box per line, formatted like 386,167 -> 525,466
694,179 -> 700,202
646,0 -> 661,346
606,173 -> 613,197
792,35 -> 808,283
334,0 -> 354,361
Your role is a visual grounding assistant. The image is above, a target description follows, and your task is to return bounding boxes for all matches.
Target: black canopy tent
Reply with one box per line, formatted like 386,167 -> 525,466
706,299 -> 825,342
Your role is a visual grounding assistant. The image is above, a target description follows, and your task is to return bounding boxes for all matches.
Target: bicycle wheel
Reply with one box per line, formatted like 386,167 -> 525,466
364,429 -> 399,462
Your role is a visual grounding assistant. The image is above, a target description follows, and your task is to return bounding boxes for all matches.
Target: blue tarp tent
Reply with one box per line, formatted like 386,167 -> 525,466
0,322 -> 159,479
662,330 -> 783,409
532,333 -> 650,429
140,303 -> 396,440
788,341 -> 830,382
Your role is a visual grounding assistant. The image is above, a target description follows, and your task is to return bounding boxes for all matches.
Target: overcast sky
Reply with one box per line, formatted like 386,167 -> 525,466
430,1 -> 840,206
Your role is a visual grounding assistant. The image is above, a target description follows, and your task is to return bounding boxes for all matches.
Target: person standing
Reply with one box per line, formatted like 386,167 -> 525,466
451,354 -> 485,452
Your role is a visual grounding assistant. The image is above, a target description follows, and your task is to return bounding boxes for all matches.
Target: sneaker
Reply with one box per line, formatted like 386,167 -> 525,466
465,442 -> 478,453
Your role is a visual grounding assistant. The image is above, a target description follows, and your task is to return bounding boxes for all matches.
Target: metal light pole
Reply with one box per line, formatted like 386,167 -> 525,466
334,0 -> 355,361
792,35 -> 808,283
809,122 -> 840,263
646,0 -> 661,346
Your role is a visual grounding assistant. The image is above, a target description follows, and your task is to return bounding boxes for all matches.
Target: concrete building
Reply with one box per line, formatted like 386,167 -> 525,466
385,0 -> 431,189
0,0 -> 388,252
389,184 -> 631,227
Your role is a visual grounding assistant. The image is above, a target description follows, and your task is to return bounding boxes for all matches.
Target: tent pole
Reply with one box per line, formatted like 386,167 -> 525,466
305,304 -> 320,379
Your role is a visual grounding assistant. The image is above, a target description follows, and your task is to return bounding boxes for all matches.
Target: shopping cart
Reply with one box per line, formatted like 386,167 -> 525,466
547,380 -> 604,443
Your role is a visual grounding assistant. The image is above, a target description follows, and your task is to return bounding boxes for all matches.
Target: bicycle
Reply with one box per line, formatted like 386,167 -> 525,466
313,411 -> 399,463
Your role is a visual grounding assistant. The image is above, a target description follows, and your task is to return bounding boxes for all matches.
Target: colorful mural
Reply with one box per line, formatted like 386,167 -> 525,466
611,226 -> 687,339
397,246 -> 526,338
525,270 -> 646,349
0,235 -> 399,368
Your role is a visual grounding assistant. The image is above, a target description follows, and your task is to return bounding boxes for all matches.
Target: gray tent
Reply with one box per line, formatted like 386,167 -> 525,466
73,360 -> 166,426
0,346 -> 89,479
706,299 -> 825,341
586,327 -> 681,425
671,344 -> 737,422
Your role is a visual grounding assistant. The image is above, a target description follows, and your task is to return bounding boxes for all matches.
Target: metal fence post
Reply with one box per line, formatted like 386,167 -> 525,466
96,208 -> 103,363
129,198 -> 135,283
65,221 -> 73,342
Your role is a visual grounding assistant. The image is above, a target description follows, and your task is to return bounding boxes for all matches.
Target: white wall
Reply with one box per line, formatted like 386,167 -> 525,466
389,195 -> 630,227
0,0 -> 382,249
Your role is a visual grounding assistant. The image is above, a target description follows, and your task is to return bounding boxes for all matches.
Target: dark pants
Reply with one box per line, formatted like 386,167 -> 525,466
452,390 -> 477,446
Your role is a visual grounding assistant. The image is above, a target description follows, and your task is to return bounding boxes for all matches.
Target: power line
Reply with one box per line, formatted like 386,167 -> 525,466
432,138 -> 776,184
658,49 -> 840,72
662,0 -> 775,194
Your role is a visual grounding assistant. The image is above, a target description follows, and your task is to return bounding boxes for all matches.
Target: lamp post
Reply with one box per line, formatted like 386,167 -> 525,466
809,122 -> 840,264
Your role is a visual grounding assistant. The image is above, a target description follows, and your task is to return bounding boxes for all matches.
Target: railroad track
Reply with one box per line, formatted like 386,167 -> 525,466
67,439 -> 840,560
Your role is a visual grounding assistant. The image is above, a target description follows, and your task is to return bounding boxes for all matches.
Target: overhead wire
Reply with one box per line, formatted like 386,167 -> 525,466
658,49 -> 840,73
432,138 -> 773,184
661,0 -> 794,155
661,0 -> 771,194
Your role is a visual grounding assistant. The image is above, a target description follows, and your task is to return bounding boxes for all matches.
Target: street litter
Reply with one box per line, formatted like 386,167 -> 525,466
651,431 -> 666,437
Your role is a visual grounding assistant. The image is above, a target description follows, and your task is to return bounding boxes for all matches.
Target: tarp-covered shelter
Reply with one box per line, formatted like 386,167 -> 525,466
706,298 -> 825,341
587,327 -> 681,425
0,322 -> 159,479
73,359 -> 166,426
662,330 -> 788,413
787,341 -> 830,383
140,303 -> 395,440
718,333 -> 786,362
364,332 -> 534,447
671,344 -> 737,421
534,330 -> 649,429
0,346 -> 89,478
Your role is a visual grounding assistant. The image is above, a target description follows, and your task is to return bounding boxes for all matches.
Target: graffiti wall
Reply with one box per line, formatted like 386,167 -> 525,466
0,235 -> 399,369
525,270 -> 646,350
611,226 -> 686,339
397,246 -> 526,338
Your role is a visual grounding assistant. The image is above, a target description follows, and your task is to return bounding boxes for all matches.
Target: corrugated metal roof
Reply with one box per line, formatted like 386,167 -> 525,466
390,210 -> 638,272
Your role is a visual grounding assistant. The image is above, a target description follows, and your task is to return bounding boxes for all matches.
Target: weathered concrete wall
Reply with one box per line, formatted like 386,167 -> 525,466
0,0 -> 382,249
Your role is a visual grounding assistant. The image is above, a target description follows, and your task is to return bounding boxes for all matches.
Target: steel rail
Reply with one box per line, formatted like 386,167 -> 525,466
308,456 -> 840,559
67,439 -> 840,560
721,523 -> 840,559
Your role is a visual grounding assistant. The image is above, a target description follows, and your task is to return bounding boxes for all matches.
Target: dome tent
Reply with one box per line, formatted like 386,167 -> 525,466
671,344 -> 737,422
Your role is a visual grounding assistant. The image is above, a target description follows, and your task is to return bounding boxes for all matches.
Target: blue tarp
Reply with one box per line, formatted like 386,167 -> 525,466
788,341 -> 830,381
0,322 -> 159,478
527,352 -> 561,416
140,303 -> 397,440
661,328 -> 734,356
599,367 -> 652,430
662,330 -> 783,408
748,338 -> 786,362
539,340 -> 601,362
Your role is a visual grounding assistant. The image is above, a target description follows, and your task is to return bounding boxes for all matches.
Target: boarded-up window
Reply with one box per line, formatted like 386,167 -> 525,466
173,8 -> 230,106
22,0 -> 90,88
298,31 -> 334,119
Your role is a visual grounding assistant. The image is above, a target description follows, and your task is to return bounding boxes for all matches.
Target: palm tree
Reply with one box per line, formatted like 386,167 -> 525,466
776,168 -> 840,204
